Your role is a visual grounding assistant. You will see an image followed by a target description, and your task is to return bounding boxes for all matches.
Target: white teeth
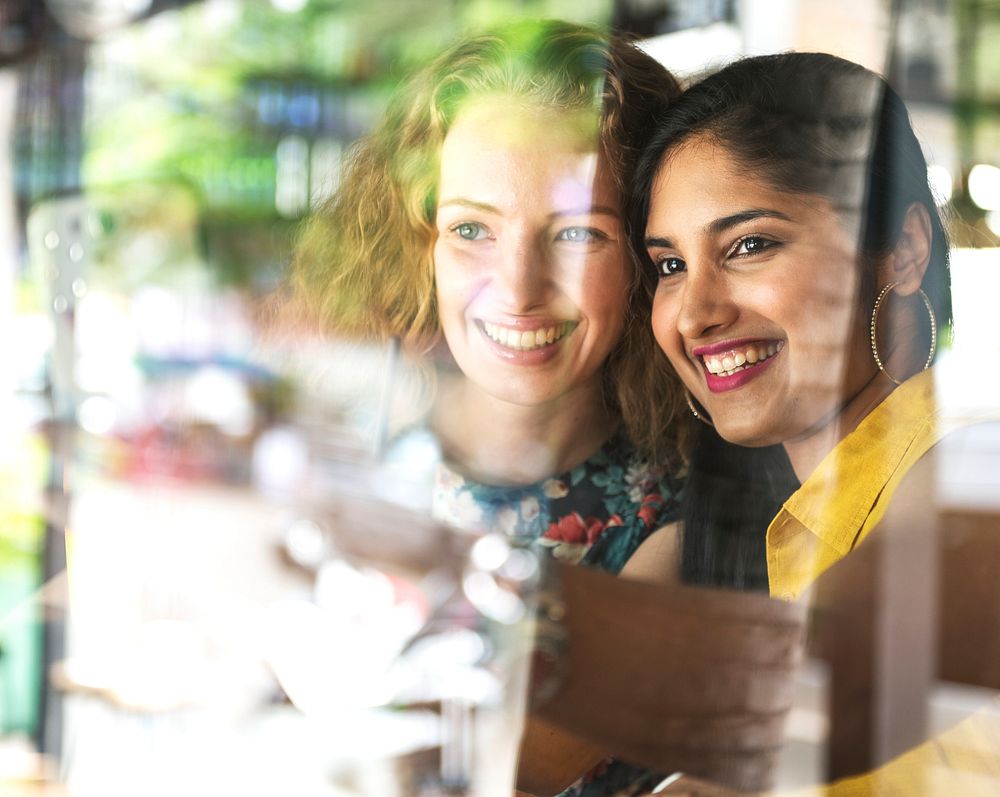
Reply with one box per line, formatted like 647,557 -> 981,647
702,341 -> 782,378
482,321 -> 571,351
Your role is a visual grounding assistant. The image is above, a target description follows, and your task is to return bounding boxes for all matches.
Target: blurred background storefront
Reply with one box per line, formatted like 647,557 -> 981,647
0,1 -> 997,795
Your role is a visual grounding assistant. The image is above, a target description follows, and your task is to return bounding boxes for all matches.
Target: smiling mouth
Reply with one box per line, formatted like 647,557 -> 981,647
480,320 -> 576,351
699,340 -> 784,378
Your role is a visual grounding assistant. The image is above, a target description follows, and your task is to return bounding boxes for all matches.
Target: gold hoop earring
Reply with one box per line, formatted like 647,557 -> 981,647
869,281 -> 938,386
685,390 -> 714,427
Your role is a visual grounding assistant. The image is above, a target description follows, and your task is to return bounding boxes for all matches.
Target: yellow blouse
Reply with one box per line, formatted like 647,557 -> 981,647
761,368 -> 1000,795
766,369 -> 946,600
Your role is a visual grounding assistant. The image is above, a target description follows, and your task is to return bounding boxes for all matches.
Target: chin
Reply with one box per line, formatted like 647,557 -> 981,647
712,415 -> 784,450
473,375 -> 559,408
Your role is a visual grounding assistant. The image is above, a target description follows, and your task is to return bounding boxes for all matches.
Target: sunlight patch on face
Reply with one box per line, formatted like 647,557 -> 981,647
457,94 -> 597,152
551,152 -> 599,210
432,97 -> 628,413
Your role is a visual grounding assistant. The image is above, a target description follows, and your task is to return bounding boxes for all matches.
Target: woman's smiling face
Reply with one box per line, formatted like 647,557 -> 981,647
645,136 -> 877,448
433,97 -> 629,409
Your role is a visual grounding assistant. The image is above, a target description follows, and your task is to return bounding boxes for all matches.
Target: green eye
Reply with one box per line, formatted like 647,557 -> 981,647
453,222 -> 488,240
556,226 -> 601,242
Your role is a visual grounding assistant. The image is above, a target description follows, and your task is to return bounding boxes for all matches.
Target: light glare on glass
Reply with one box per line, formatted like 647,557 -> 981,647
470,533 -> 510,573
78,395 -> 117,435
985,210 -> 1000,237
968,164 -> 1000,210
927,164 -> 953,205
271,0 -> 308,12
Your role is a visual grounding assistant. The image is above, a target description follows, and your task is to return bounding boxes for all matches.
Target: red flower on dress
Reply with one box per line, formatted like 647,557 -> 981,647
542,512 -> 606,545
637,493 -> 665,528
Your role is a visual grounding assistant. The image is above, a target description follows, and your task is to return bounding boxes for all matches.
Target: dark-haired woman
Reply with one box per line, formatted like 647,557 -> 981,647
634,50 -> 951,600
631,51 -> 1000,794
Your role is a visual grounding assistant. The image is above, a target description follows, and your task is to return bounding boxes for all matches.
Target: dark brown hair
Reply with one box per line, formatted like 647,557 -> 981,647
630,51 -> 951,329
629,52 -> 953,589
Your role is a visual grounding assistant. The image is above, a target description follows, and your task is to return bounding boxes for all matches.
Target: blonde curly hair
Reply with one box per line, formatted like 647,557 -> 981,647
289,20 -> 689,466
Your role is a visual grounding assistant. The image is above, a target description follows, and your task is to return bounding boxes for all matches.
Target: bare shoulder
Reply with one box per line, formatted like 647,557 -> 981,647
620,522 -> 682,585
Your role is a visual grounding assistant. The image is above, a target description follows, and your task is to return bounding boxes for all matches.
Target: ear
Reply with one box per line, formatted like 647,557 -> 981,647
878,202 -> 933,296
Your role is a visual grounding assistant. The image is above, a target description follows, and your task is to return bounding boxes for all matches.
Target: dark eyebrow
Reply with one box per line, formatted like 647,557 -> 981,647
645,208 -> 793,249
708,208 -> 793,235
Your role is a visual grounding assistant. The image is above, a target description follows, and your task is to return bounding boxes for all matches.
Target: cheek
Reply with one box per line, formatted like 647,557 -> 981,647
432,242 -> 449,300
432,273 -> 469,354
571,257 -> 628,338
784,268 -> 860,357
651,288 -> 684,364
579,289 -> 625,345
582,285 -> 628,347
433,245 -> 473,316
599,301 -> 626,344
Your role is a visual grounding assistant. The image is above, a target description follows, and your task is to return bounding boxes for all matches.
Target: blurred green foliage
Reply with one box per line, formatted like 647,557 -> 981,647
82,0 -> 613,286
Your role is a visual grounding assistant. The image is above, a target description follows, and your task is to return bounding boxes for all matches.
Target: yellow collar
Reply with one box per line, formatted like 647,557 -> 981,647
767,369 -> 941,598
786,369 -> 938,552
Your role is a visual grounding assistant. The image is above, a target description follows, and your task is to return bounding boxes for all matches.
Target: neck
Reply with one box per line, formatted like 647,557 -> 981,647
433,375 -> 616,486
782,370 -> 895,481
784,301 -> 930,482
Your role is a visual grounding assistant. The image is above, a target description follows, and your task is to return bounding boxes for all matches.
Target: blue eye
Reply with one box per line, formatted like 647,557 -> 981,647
556,226 -> 603,243
656,256 -> 685,277
452,222 -> 489,241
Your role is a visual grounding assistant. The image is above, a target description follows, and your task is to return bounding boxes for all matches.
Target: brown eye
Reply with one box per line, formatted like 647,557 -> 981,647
657,256 -> 685,277
733,235 -> 773,256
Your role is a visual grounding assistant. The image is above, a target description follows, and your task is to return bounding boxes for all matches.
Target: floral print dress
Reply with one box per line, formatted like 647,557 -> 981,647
432,432 -> 685,797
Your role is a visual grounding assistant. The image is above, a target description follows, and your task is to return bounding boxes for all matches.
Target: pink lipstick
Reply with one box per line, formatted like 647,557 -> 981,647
691,338 -> 784,393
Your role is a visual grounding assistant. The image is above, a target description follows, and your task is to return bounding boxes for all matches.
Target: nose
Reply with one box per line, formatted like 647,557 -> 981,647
494,231 -> 552,312
675,266 -> 739,341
